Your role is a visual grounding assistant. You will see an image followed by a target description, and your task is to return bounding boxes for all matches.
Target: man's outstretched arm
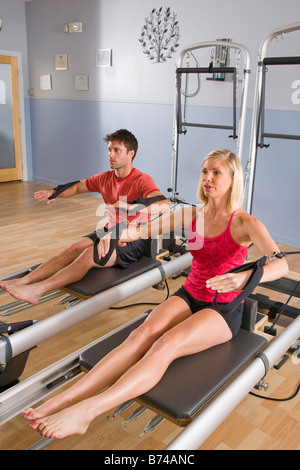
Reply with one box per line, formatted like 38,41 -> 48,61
34,180 -> 89,205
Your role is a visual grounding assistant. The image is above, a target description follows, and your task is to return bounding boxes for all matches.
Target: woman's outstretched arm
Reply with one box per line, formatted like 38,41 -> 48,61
120,205 -> 198,244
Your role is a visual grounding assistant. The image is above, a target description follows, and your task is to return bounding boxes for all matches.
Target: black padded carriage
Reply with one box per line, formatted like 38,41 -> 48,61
63,256 -> 162,299
62,239 -> 162,299
0,257 -> 161,299
79,298 -> 268,425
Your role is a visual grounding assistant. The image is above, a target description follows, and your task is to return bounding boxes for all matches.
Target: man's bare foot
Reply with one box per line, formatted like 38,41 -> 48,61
0,277 -> 29,292
5,284 -> 42,305
30,402 -> 93,439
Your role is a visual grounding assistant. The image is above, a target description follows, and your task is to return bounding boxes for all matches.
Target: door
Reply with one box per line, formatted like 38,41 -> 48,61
0,55 -> 22,182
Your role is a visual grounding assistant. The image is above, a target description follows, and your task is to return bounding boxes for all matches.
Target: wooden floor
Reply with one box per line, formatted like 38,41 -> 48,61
0,181 -> 299,451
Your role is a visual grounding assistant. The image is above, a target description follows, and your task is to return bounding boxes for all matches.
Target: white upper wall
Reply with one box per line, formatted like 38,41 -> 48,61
24,0 -> 300,110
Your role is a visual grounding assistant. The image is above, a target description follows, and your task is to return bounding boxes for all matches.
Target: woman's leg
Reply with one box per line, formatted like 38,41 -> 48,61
23,296 -> 193,421
30,307 -> 232,439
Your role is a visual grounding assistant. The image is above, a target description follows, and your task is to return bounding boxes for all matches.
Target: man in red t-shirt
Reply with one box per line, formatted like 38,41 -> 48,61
1,129 -> 169,305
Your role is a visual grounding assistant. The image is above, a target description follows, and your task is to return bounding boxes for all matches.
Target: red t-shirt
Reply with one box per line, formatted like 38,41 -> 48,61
86,168 -> 160,227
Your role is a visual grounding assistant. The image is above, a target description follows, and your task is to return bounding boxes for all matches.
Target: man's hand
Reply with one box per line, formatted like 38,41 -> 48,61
97,232 -> 112,259
34,190 -> 56,205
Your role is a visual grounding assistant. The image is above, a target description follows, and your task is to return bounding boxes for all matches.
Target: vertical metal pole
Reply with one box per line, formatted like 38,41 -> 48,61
244,22 -> 300,214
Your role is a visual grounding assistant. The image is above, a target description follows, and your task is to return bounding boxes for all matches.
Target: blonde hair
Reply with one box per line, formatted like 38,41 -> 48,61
197,149 -> 244,212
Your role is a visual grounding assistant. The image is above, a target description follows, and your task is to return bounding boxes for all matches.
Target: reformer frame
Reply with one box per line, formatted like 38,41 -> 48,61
170,41 -> 251,200
244,22 -> 300,214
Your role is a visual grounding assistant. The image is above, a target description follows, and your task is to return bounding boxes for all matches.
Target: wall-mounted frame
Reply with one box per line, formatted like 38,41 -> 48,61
96,49 -> 112,67
40,74 -> 52,90
75,74 -> 89,91
55,53 -> 68,70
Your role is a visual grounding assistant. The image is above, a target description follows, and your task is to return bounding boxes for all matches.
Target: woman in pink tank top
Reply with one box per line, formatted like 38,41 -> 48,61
23,150 -> 289,441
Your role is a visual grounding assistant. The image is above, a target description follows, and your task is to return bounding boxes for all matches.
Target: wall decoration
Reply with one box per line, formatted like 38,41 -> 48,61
40,74 -> 52,91
139,7 -> 180,63
55,53 -> 68,70
96,49 -> 112,67
75,74 -> 89,91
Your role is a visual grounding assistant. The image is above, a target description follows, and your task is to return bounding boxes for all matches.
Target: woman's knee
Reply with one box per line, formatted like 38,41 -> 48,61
127,322 -> 159,350
148,331 -> 178,361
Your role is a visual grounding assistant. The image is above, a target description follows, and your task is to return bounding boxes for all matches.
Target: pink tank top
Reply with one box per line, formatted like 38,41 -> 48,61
183,209 -> 249,303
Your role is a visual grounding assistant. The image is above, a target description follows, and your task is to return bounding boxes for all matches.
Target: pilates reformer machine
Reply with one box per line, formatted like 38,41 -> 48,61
244,21 -> 300,214
170,40 -> 251,201
0,34 -> 300,452
243,22 -> 300,329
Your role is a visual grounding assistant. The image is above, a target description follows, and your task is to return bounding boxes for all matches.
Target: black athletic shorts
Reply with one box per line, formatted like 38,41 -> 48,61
84,230 -> 148,269
172,285 -> 243,338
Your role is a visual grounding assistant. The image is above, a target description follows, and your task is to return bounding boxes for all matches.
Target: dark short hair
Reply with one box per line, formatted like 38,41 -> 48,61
104,129 -> 138,159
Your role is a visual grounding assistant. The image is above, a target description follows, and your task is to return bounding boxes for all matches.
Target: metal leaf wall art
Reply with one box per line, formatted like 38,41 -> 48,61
139,7 -> 180,63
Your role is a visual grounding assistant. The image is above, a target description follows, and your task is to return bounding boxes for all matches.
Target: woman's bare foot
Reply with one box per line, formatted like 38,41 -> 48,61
30,401 -> 93,439
22,392 -> 75,421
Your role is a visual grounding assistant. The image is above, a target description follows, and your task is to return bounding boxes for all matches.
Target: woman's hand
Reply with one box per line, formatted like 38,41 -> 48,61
34,190 -> 56,205
206,271 -> 252,293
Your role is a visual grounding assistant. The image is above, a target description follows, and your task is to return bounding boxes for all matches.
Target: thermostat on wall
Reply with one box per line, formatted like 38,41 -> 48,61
65,22 -> 82,33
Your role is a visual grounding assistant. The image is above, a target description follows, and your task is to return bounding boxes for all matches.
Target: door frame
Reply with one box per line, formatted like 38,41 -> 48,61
0,50 -> 28,181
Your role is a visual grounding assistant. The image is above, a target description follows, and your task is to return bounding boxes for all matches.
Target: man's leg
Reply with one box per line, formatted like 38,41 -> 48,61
1,238 -> 94,290
4,244 -> 117,305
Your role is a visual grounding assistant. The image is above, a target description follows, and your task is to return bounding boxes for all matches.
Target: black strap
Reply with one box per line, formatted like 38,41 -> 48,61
276,251 -> 300,257
213,250 -> 300,315
92,195 -> 167,265
212,256 -> 268,314
49,183 -> 167,211
48,181 -> 80,200
126,195 -> 168,214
